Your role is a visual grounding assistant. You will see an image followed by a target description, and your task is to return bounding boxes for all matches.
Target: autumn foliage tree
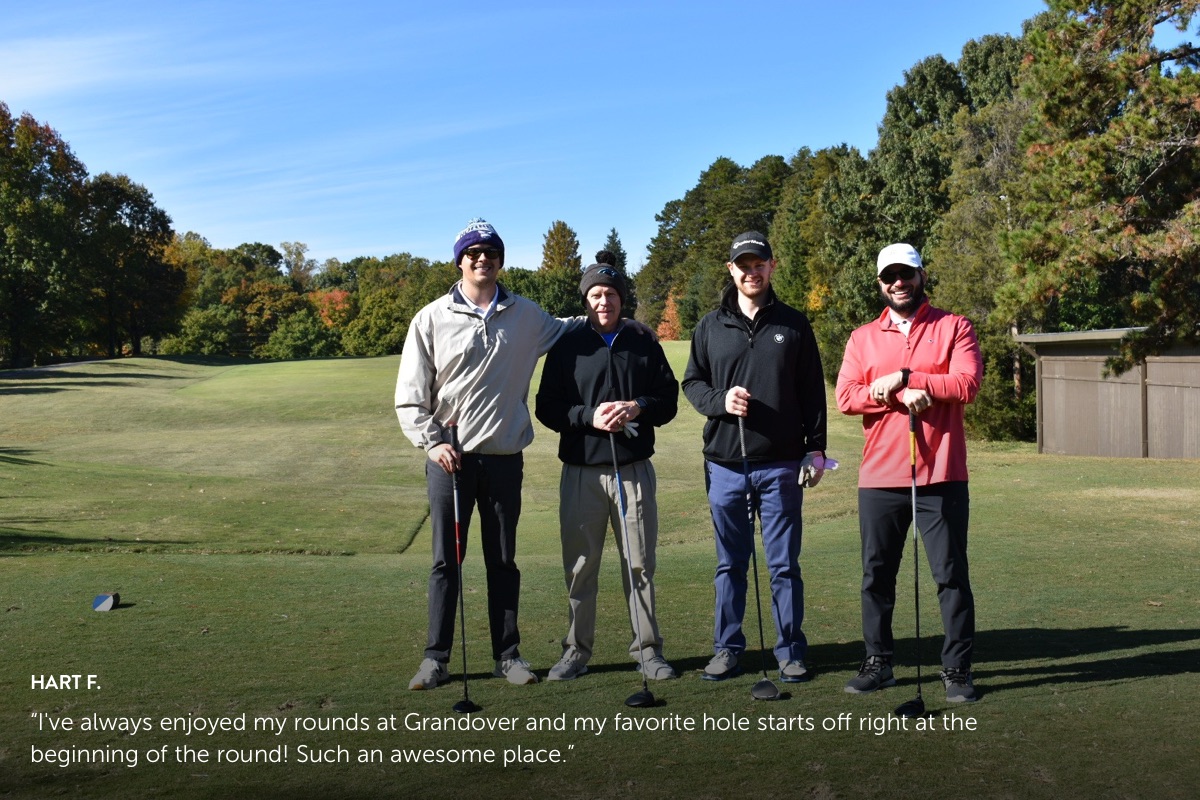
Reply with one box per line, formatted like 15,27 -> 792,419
0,103 -> 87,367
656,291 -> 683,340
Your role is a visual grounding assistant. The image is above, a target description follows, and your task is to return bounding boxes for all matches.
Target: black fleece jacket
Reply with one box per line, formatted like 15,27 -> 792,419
682,286 -> 826,464
535,322 -> 678,467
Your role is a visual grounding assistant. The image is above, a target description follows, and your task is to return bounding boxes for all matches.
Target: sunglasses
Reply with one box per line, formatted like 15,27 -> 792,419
464,247 -> 501,260
878,266 -> 918,284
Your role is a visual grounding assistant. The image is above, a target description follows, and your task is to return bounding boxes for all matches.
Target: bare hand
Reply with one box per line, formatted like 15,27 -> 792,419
593,400 -> 639,432
869,371 -> 905,405
900,388 -> 933,415
725,387 -> 751,417
428,443 -> 459,475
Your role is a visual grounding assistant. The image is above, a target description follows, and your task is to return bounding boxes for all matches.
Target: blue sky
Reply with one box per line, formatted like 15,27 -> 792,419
2,1 -> 1048,271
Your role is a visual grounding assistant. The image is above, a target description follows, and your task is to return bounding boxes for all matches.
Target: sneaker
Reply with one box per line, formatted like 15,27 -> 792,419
941,667 -> 979,703
493,656 -> 539,685
547,650 -> 588,681
778,659 -> 811,683
408,658 -> 450,690
844,655 -> 896,694
636,655 -> 677,680
702,649 -> 742,681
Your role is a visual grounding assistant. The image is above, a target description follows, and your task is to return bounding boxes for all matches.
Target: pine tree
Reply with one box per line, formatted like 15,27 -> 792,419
541,220 -> 582,272
597,228 -> 637,317
1001,0 -> 1200,372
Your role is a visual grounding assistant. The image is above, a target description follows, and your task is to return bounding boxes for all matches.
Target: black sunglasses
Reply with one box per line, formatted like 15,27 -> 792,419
878,266 -> 918,284
464,247 -> 501,260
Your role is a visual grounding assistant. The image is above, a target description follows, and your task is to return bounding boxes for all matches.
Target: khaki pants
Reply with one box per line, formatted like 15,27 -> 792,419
558,460 -> 663,662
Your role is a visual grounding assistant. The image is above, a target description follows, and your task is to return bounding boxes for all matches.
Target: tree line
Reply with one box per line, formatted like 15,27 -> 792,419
638,1 -> 1200,438
3,1 -> 1198,441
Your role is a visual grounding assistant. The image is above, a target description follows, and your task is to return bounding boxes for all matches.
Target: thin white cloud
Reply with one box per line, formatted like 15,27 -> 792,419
0,33 -> 151,99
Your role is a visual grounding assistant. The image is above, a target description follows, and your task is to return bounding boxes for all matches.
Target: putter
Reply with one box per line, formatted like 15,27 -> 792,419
448,424 -> 481,715
609,432 -> 656,709
895,411 -> 927,719
737,417 -> 782,702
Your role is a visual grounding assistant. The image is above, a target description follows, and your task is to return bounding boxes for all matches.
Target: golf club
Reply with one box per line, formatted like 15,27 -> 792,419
737,416 -> 782,702
895,410 -> 927,719
609,432 -> 656,709
448,424 -> 481,715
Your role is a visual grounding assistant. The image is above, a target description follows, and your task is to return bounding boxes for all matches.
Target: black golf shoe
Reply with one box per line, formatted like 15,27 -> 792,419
940,667 -> 979,702
844,655 -> 896,694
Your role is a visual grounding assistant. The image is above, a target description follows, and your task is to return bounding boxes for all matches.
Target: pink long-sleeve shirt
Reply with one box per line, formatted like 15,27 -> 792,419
836,302 -> 982,488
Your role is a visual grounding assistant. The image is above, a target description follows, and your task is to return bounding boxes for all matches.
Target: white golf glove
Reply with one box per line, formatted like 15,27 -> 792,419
622,420 -> 640,438
799,452 -> 838,488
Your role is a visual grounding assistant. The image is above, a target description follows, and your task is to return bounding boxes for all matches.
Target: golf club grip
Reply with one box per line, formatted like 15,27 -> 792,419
909,411 -> 917,470
448,423 -> 460,455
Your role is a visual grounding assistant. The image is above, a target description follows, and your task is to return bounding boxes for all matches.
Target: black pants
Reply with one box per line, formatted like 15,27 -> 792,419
858,481 -> 974,669
424,452 -> 523,663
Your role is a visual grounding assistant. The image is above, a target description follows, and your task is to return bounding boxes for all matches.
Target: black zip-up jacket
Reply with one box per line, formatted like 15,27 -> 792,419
682,286 -> 826,464
535,322 -> 678,466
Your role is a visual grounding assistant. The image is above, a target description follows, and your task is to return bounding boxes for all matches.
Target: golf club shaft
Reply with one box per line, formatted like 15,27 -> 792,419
910,411 -> 922,698
609,432 -> 650,693
737,417 -> 772,681
449,424 -> 472,703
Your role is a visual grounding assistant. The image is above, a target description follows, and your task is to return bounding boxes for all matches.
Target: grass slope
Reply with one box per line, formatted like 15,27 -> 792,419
1,350 -> 1197,799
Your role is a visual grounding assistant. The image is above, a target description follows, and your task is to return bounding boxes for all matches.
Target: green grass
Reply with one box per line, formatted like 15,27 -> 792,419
2,350 -> 1198,799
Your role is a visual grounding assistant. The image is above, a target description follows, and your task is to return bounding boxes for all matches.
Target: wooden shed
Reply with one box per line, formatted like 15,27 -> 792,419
1014,328 -> 1200,458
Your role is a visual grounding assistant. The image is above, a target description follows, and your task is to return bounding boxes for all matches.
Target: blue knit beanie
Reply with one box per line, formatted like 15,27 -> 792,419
453,218 -> 505,265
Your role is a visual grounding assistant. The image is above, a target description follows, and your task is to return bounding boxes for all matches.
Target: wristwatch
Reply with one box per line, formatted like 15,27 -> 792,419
900,368 -> 911,387
635,397 -> 647,409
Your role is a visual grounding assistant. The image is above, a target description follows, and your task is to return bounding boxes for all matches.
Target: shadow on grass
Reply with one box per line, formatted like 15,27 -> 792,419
0,364 -> 194,395
977,625 -> 1200,687
0,447 -> 46,465
874,625 -> 1200,698
401,628 -> 1200,689
0,529 -> 193,554
0,379 -> 164,395
0,386 -> 68,396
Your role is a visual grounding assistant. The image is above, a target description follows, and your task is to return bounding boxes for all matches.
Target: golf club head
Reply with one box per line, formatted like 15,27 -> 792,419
624,689 -> 657,708
453,698 -> 482,714
750,678 -> 782,701
894,696 -> 926,719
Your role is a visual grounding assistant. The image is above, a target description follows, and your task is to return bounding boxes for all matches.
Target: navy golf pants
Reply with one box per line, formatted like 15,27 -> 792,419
705,459 -> 807,662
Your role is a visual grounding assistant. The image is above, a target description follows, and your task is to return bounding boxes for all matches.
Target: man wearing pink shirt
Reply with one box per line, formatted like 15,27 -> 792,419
836,243 -> 983,703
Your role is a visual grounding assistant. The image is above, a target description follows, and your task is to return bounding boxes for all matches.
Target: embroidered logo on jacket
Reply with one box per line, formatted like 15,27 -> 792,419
774,333 -> 785,343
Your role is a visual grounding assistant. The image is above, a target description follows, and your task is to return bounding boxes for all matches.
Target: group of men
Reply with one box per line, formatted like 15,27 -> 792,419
395,219 -> 982,704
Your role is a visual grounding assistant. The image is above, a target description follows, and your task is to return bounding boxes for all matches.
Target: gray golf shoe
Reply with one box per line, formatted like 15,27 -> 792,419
547,649 -> 588,681
494,656 -> 539,685
778,658 -> 810,683
702,649 -> 742,681
940,667 -> 979,702
637,655 -> 678,680
408,658 -> 450,690
844,655 -> 896,694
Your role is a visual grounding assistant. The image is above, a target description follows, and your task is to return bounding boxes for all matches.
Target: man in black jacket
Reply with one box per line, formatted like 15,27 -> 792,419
682,232 -> 827,683
535,258 -> 679,682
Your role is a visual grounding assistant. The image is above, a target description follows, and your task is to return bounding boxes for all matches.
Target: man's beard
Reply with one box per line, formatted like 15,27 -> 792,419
882,281 -> 926,316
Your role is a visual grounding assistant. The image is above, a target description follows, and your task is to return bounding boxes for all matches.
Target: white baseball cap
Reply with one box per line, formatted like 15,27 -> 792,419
876,243 -> 923,275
